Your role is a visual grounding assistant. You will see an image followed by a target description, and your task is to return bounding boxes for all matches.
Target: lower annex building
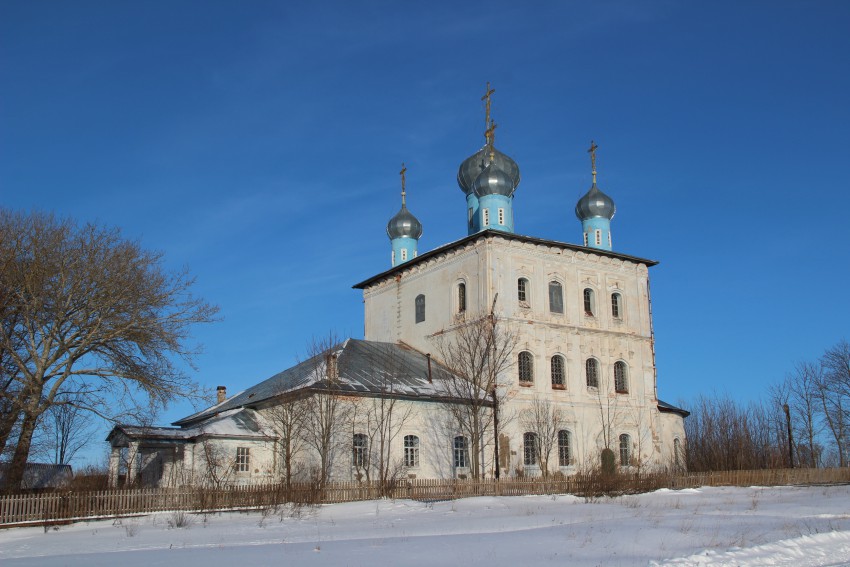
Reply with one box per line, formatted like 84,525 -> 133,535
107,87 -> 687,487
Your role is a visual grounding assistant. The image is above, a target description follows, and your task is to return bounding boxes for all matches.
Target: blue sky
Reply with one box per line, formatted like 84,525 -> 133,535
2,1 -> 849,464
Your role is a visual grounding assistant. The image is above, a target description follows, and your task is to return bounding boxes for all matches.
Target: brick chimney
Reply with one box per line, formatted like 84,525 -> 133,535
216,386 -> 226,404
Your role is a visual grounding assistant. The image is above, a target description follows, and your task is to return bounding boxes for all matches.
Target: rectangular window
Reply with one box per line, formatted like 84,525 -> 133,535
608,233 -> 612,248
482,208 -> 490,226
498,208 -> 505,225
404,435 -> 420,468
415,294 -> 426,323
353,433 -> 368,468
236,447 -> 250,473
558,431 -> 571,466
391,250 -> 395,264
583,232 -> 588,246
517,278 -> 528,304
453,436 -> 468,468
400,248 -> 408,261
468,207 -> 473,229
595,229 -> 602,246
548,281 -> 564,314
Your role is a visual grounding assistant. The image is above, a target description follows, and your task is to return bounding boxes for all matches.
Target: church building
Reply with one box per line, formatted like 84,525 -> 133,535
106,86 -> 687,488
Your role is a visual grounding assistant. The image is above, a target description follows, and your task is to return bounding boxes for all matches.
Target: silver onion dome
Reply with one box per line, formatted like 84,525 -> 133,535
472,161 -> 515,197
457,145 -> 521,195
386,205 -> 423,240
575,183 -> 616,220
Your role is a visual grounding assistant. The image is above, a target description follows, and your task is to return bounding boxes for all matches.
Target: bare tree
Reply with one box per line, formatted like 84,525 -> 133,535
264,395 -> 310,491
432,299 -> 516,479
519,397 -> 565,477
0,209 -> 218,490
816,340 -> 850,467
356,343 -> 415,493
301,333 -> 351,486
772,362 -> 824,468
43,397 -> 95,465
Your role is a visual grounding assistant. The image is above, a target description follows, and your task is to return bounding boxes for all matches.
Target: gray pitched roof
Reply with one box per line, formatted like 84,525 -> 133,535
657,399 -> 690,417
174,339 -> 482,427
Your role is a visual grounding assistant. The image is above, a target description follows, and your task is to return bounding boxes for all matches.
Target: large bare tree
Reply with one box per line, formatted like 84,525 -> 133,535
432,298 -> 516,479
0,209 -> 218,490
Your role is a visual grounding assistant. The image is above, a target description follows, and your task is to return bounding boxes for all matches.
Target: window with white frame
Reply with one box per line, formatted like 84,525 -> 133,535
586,358 -> 599,388
453,436 -> 469,468
517,277 -> 529,305
404,435 -> 420,468
595,229 -> 602,246
353,433 -> 368,468
518,351 -> 534,385
614,361 -> 628,393
608,232 -> 612,248
391,250 -> 395,265
482,208 -> 490,226
558,430 -> 572,466
583,232 -> 589,246
415,294 -> 425,323
548,281 -> 564,314
523,432 -> 539,466
400,248 -> 408,261
619,433 -> 631,466
236,447 -> 250,473
583,288 -> 595,316
611,292 -> 622,319
551,355 -> 565,388
498,207 -> 505,225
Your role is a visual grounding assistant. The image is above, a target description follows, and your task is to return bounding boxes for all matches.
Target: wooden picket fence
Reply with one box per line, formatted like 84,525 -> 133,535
2,467 -> 849,528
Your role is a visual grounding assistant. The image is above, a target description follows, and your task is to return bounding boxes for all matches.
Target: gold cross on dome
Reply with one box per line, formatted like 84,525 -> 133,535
485,121 -> 498,153
587,140 -> 599,184
399,163 -> 407,205
482,82 -> 496,140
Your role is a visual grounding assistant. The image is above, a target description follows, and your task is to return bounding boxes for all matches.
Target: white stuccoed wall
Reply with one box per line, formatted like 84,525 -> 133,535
362,233 -> 686,474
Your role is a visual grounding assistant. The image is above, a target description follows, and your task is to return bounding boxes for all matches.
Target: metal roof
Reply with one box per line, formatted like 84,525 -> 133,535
173,339 -> 485,428
657,399 -> 690,417
353,229 -> 658,290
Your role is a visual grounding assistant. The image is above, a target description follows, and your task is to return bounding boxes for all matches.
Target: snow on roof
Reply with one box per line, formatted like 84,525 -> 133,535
110,408 -> 272,444
174,339 -> 482,427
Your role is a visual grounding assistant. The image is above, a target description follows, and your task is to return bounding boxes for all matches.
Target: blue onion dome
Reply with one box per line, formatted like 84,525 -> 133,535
472,161 -> 515,197
457,145 -> 521,195
386,205 -> 423,240
575,183 -> 616,221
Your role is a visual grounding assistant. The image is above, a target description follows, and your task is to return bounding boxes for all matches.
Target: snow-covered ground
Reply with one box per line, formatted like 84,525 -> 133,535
2,485 -> 850,566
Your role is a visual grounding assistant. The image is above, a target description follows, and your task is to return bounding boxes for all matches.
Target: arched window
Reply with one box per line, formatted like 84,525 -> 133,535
415,294 -> 425,323
611,292 -> 622,319
518,351 -> 534,384
619,433 -> 631,467
453,436 -> 469,468
558,430 -> 572,466
673,438 -> 682,469
523,432 -> 539,466
517,278 -> 529,305
404,435 -> 420,468
353,433 -> 368,468
583,288 -> 595,316
457,282 -> 466,314
585,358 -> 599,388
551,355 -> 565,388
548,281 -> 564,314
614,361 -> 628,393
